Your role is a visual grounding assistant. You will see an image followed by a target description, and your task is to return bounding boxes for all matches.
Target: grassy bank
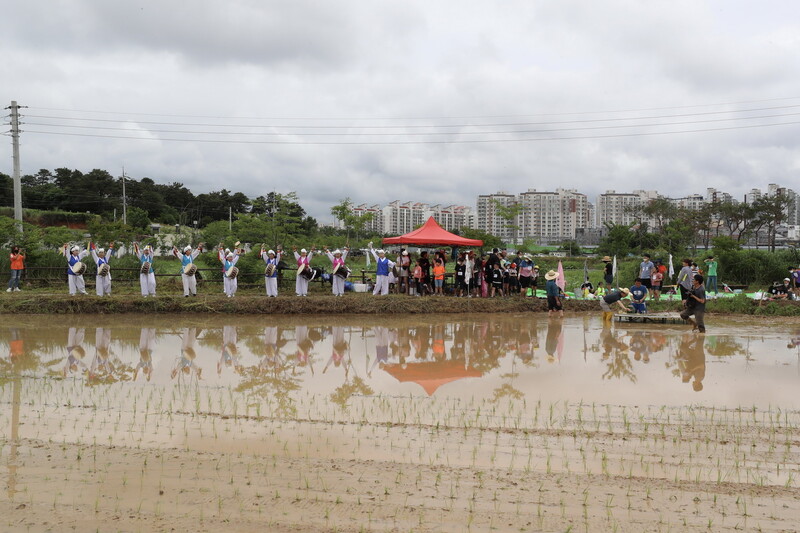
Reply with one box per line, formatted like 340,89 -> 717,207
1,291 -> 798,315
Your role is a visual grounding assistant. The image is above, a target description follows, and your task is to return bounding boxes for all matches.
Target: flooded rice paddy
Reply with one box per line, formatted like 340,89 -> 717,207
3,314 -> 800,531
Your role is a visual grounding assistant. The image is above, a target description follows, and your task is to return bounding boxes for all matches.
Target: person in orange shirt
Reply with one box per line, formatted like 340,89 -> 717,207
433,259 -> 446,296
7,246 -> 25,292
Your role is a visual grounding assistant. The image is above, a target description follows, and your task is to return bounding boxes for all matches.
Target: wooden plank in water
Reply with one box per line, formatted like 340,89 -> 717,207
614,313 -> 686,324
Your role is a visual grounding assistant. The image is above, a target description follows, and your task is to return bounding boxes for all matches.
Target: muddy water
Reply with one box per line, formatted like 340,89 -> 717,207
1,313 -> 797,408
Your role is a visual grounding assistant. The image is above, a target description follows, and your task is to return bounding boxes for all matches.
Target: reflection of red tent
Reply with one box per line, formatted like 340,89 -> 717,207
382,360 -> 482,395
382,217 -> 483,247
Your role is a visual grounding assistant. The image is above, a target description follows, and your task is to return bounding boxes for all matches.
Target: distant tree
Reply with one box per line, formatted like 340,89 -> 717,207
492,199 -> 525,245
126,206 -> 151,232
459,227 -> 503,252
641,197 -> 678,233
754,194 -> 794,251
597,223 -> 635,257
331,197 -> 375,244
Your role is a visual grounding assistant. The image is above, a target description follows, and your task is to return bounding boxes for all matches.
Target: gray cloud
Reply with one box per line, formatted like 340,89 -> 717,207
3,0 -> 800,224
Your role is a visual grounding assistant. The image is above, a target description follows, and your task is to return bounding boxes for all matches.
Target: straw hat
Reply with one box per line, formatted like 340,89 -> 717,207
544,270 -> 559,280
619,287 -> 630,296
601,256 -> 612,262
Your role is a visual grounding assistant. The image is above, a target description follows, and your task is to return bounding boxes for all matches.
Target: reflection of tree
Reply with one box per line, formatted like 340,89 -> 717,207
600,325 -> 636,382
236,359 -> 300,419
330,376 -> 374,409
704,336 -> 745,357
491,382 -> 524,402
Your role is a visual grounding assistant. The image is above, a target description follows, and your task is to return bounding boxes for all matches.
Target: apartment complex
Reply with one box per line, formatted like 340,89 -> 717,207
336,182 -> 798,243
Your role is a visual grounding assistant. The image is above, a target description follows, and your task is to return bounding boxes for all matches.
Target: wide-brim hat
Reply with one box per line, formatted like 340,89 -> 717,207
601,256 -> 612,262
545,270 -> 559,280
619,287 -> 630,296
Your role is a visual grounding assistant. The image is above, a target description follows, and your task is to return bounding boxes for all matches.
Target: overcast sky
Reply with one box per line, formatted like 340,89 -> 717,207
4,1 -> 800,222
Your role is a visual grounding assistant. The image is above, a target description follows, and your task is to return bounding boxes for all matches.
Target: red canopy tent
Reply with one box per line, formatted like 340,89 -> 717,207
382,360 -> 483,396
382,217 -> 483,247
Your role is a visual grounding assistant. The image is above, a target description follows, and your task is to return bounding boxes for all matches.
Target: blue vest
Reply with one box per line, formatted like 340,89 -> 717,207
376,257 -> 390,276
181,254 -> 193,267
139,255 -> 154,273
68,254 -> 81,276
224,259 -> 235,271
266,258 -> 279,278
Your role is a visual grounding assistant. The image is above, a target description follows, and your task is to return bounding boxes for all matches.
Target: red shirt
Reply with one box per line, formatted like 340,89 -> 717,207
10,253 -> 25,270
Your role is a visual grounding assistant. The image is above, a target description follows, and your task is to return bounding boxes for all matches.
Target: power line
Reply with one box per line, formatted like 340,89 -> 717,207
23,103 -> 800,130
24,119 -> 800,145
23,110 -> 800,137
26,95 -> 800,121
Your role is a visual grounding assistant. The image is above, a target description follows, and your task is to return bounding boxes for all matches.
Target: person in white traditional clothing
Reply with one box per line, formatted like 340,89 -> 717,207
63,243 -> 89,296
325,247 -> 349,296
261,246 -> 282,297
63,327 -> 88,376
89,327 -> 114,382
173,243 -> 203,297
90,242 -> 115,296
135,327 -> 156,381
218,247 -> 241,297
172,327 -> 202,380
218,325 -> 242,374
133,243 -> 157,297
293,246 -> 315,296
369,245 -> 395,296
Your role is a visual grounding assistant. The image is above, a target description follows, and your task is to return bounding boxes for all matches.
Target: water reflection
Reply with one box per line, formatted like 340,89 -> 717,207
1,315 -> 799,408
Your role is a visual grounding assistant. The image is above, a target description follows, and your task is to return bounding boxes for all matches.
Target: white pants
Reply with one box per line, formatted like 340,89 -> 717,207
139,273 -> 156,296
266,276 -> 278,296
95,274 -> 111,296
181,273 -> 197,296
296,276 -> 309,296
224,276 -> 237,296
332,275 -> 345,296
373,275 -> 390,295
68,275 -> 86,295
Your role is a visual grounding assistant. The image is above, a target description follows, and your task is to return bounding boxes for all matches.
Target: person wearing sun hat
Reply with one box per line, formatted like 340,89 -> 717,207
600,286 -> 631,323
544,269 -> 563,317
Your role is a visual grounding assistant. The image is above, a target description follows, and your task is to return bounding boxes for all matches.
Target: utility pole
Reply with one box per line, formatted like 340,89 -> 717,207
229,206 -> 232,232
8,101 -> 24,231
122,167 -> 127,225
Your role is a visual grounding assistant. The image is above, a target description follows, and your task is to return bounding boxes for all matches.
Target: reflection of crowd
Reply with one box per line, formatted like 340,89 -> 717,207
0,319 -> 742,397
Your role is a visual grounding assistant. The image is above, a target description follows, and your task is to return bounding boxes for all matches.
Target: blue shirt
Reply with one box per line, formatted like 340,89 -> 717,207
629,285 -> 647,302
545,279 -> 560,297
